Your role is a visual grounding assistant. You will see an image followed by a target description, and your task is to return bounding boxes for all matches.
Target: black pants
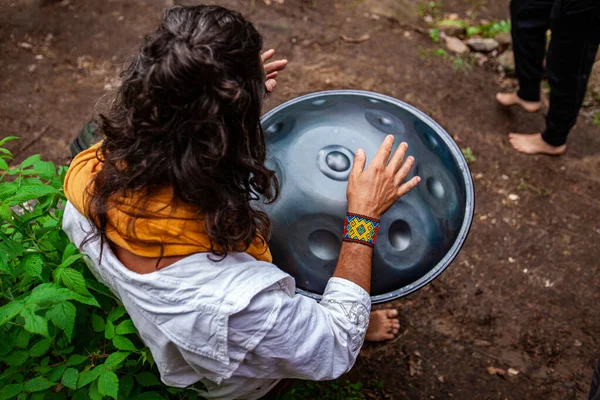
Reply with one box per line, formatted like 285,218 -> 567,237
590,361 -> 600,400
510,0 -> 600,146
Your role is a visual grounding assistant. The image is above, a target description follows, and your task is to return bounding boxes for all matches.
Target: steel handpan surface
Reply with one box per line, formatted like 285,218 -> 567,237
261,90 -> 474,304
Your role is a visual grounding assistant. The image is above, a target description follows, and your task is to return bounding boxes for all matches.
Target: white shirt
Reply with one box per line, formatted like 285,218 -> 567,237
62,202 -> 371,399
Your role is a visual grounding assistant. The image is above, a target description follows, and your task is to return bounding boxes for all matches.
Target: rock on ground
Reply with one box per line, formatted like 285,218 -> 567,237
466,37 -> 499,52
363,0 -> 420,24
443,35 -> 470,54
495,32 -> 512,47
497,50 -> 515,75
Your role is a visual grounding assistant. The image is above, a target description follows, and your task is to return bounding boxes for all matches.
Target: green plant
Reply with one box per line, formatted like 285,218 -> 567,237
0,137 -> 202,400
418,1 -> 442,18
466,19 -> 511,38
462,147 -> 476,163
593,111 -> 600,127
429,28 -> 440,43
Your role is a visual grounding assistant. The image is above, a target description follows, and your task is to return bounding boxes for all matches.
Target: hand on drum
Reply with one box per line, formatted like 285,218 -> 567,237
347,135 -> 420,219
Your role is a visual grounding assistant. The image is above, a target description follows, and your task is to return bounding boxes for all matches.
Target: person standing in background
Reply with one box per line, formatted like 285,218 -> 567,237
495,0 -> 600,155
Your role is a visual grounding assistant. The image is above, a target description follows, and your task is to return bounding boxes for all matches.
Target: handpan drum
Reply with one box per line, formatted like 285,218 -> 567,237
260,90 -> 474,304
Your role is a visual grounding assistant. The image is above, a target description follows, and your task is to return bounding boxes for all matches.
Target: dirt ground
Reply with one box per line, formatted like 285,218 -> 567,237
2,0 -> 600,399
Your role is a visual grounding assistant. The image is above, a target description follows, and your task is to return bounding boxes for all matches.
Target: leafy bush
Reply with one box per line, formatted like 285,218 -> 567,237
0,137 -> 201,400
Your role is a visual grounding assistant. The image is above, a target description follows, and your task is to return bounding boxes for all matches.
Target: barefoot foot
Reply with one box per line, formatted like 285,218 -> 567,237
508,133 -> 566,155
365,309 -> 400,342
496,92 -> 542,113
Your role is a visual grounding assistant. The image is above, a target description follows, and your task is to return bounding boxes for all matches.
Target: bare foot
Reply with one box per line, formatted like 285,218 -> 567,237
496,92 -> 542,113
365,309 -> 400,342
508,133 -> 566,155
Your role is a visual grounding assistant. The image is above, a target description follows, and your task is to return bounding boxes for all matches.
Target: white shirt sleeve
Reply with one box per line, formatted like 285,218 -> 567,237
227,277 -> 371,381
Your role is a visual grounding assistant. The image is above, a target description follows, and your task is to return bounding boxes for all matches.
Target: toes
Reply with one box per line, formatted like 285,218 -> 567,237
391,328 -> 399,335
391,320 -> 400,329
383,333 -> 395,340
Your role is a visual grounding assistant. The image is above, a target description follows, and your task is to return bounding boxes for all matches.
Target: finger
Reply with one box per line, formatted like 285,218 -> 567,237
351,148 -> 366,178
370,135 -> 395,169
397,176 -> 421,197
261,49 -> 275,63
266,71 -> 279,80
391,321 -> 400,329
388,142 -> 408,173
265,79 -> 277,93
264,59 -> 288,74
394,156 -> 415,185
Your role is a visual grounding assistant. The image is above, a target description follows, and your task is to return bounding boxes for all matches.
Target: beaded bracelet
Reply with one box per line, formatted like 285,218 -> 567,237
342,212 -> 381,247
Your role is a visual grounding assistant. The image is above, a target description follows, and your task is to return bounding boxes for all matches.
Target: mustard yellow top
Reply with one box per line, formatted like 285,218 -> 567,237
63,142 -> 272,262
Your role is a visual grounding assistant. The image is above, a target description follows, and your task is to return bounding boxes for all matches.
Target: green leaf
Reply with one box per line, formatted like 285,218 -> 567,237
0,238 -> 25,269
23,253 -> 44,279
14,330 -> 32,348
66,354 -> 88,366
107,306 -> 127,323
103,352 -> 130,369
135,371 -> 161,387
71,291 -> 100,307
17,394 -> 27,400
0,181 -> 18,200
118,375 -> 134,400
28,160 -> 56,180
57,267 -> 89,295
24,377 -> 55,392
98,370 -> 119,400
46,302 -> 76,342
61,243 -> 78,263
2,350 -> 29,366
0,301 -> 25,327
29,338 -> 52,357
21,306 -> 49,337
88,380 -> 103,400
92,314 -> 105,332
0,135 -> 19,146
0,158 -> 8,171
105,320 -> 115,340
77,366 -> 102,389
112,335 -> 138,352
115,320 -> 137,335
58,254 -> 83,270
20,154 -> 41,169
61,368 -> 79,390
26,283 -> 77,306
5,185 -> 58,206
47,365 -> 67,382
0,383 -> 24,400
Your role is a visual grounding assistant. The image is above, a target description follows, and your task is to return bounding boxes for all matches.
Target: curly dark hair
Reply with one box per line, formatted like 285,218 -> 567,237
87,5 -> 278,259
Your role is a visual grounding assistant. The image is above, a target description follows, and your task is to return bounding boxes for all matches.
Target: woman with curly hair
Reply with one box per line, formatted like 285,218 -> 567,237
62,5 -> 420,399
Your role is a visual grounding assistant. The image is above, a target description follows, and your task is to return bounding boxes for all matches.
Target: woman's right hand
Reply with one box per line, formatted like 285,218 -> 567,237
347,135 -> 420,219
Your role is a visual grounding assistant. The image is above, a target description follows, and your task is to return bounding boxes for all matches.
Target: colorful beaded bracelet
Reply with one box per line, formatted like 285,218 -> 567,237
342,212 -> 381,247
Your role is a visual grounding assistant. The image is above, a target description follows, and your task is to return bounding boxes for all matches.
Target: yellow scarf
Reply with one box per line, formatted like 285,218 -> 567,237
64,142 -> 272,262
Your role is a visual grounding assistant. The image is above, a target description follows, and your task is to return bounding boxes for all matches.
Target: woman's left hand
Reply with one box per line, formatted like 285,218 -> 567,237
262,49 -> 288,94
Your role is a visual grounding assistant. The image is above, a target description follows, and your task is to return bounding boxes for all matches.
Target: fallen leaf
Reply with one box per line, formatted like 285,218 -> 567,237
508,368 -> 519,376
